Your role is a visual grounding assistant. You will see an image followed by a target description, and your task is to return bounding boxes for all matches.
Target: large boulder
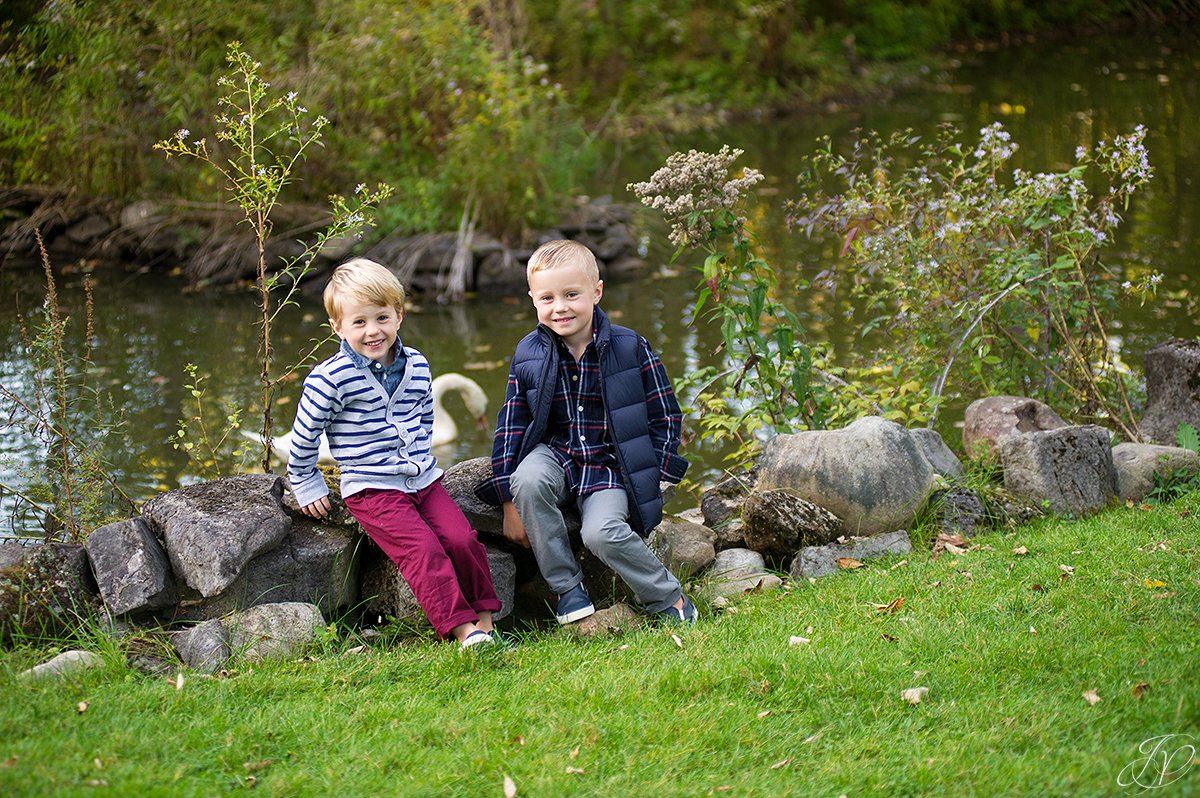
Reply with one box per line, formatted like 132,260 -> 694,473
998,426 -> 1117,516
85,518 -> 177,616
741,489 -> 841,557
699,469 -> 757,549
962,396 -> 1068,459
227,602 -> 326,661
142,474 -> 292,597
649,517 -> 717,578
172,619 -> 230,674
1112,442 -> 1200,502
0,542 -> 100,640
911,428 -> 965,479
1139,339 -> 1200,445
789,531 -> 913,580
171,520 -> 361,621
756,416 -> 938,537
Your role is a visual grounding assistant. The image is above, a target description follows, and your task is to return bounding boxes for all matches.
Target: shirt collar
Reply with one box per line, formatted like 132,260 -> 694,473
341,338 -> 406,373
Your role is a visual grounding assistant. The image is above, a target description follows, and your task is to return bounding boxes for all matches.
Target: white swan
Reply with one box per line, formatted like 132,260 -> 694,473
244,372 -> 489,464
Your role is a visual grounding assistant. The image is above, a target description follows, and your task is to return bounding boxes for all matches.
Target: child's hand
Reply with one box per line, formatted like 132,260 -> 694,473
502,502 -> 529,548
300,497 -> 332,519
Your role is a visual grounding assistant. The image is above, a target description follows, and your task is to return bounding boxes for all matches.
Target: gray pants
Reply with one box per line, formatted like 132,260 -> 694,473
510,445 -> 681,613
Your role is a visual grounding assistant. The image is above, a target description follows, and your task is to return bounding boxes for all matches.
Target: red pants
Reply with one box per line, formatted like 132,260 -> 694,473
344,480 -> 501,638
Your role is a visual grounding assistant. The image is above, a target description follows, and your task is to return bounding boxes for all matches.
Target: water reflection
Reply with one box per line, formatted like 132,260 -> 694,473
0,26 -> 1197,534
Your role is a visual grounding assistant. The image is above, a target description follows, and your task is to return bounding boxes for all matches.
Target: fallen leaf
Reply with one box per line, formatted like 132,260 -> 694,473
246,775 -> 257,789
1132,682 -> 1150,700
76,702 -> 89,714
1029,583 -> 1044,592
569,746 -> 580,759
167,672 -> 185,690
757,710 -> 772,718
872,596 -> 904,614
1012,546 -> 1028,556
1151,591 -> 1176,599
890,560 -> 908,570
1,756 -> 17,768
670,634 -> 683,648
244,760 -> 272,773
929,581 -> 942,588
881,633 -> 897,643
1144,577 -> 1167,589
803,731 -> 823,744
1029,626 -> 1037,634
770,758 -> 790,770
1082,689 -> 1101,706
1060,564 -> 1075,576
902,686 -> 929,705
504,775 -> 518,798
565,767 -> 585,775
85,779 -> 108,787
837,557 -> 865,569
715,787 -> 733,793
932,533 -> 968,560
788,636 -> 811,646
93,758 -> 102,769
512,736 -> 525,747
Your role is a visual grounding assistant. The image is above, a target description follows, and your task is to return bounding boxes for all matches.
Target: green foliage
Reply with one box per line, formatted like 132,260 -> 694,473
1176,422 -> 1199,454
156,43 -> 392,472
787,123 -> 1157,436
0,236 -> 135,540
0,0 -> 595,241
631,147 -> 831,466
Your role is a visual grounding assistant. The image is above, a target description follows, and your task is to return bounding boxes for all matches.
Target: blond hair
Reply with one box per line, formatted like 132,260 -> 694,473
526,239 -> 599,285
323,258 -> 406,321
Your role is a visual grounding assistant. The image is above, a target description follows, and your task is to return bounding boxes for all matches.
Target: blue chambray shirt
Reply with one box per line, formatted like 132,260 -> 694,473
340,338 -> 409,397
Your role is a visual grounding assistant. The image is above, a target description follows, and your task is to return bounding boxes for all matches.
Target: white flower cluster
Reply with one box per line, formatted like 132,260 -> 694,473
629,146 -> 764,247
973,123 -> 1018,163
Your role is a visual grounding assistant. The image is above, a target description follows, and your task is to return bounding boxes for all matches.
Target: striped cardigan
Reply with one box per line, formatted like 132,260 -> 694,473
287,343 -> 442,508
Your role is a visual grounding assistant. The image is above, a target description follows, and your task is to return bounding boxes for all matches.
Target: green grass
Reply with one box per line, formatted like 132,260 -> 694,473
2,492 -> 1198,797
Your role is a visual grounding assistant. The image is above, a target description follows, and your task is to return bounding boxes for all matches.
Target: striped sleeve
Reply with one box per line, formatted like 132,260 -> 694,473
287,369 -> 339,507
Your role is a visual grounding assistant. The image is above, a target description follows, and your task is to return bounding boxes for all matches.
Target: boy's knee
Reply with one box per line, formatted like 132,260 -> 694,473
580,516 -> 633,554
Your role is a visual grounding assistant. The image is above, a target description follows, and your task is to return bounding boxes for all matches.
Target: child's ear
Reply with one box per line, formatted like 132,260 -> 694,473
329,318 -> 343,338
593,279 -> 604,304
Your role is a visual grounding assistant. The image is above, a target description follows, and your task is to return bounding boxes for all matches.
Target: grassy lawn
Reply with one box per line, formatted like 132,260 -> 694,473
1,491 -> 1197,797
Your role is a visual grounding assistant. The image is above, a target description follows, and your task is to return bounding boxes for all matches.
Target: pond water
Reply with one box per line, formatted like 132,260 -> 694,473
1,25 -> 1197,536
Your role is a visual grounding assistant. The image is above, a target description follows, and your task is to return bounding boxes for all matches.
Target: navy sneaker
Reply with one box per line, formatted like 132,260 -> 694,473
655,595 -> 697,624
555,583 -> 596,624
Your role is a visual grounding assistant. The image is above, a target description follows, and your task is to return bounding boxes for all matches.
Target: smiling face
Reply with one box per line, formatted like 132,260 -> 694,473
528,263 -> 603,351
331,299 -> 403,365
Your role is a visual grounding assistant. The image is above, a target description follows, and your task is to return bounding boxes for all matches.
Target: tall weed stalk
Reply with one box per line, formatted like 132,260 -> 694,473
0,233 -> 134,540
156,42 -> 392,473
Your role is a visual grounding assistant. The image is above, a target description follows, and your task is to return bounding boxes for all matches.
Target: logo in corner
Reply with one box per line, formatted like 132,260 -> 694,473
1118,734 -> 1197,791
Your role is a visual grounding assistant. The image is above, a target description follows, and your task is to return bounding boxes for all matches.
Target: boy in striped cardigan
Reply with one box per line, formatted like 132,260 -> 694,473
287,259 -> 501,649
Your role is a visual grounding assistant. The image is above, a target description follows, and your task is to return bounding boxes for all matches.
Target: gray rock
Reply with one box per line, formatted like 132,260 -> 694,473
700,469 -> 758,549
18,649 -> 105,681
789,530 -> 913,580
564,603 -> 640,637
118,200 -> 164,228
756,416 -> 937,536
65,214 -> 112,245
228,602 -> 326,661
650,517 -> 717,578
85,518 -> 177,616
0,542 -> 100,641
705,548 -> 782,598
1112,442 -> 1200,502
742,489 -> 842,556
170,520 -> 361,621
142,474 -> 292,597
486,546 -> 516,622
1139,339 -> 1200,445
172,619 -> 231,674
998,426 -> 1117,516
911,428 -> 965,479
962,396 -> 1068,459
930,488 -> 989,537
442,457 -> 504,534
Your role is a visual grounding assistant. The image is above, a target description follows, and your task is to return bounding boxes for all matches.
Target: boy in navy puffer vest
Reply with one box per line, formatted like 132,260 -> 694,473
477,240 -> 696,624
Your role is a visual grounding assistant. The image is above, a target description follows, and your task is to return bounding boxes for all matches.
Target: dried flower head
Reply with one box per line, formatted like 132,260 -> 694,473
629,145 -> 763,247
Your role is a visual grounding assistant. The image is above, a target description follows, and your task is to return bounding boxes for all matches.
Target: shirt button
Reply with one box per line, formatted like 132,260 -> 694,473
577,405 -> 584,412
580,435 -> 586,443
572,375 -> 578,381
